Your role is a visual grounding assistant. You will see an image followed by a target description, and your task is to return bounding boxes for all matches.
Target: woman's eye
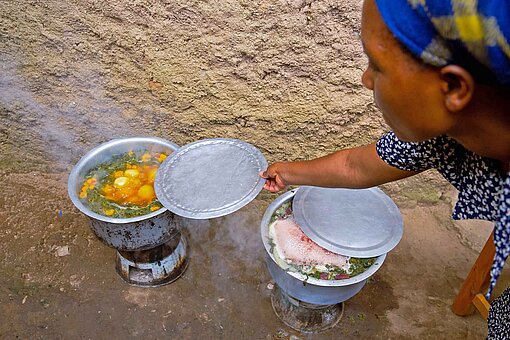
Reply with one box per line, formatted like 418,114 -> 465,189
369,61 -> 379,72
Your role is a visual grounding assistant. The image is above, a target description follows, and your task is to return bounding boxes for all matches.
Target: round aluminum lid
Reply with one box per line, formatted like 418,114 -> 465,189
292,186 -> 403,257
154,138 -> 268,219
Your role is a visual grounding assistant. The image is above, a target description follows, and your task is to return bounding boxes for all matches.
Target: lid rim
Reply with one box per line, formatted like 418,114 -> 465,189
292,186 -> 404,258
154,138 -> 268,219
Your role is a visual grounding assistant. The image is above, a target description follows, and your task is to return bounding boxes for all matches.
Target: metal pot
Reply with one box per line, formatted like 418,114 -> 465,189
68,137 -> 181,251
261,189 -> 387,305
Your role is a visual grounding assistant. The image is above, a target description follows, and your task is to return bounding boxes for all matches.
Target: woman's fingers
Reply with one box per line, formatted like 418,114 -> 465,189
262,177 -> 286,193
260,164 -> 288,192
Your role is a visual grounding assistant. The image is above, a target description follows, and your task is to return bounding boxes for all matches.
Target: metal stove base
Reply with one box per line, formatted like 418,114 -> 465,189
115,233 -> 189,287
271,284 -> 344,333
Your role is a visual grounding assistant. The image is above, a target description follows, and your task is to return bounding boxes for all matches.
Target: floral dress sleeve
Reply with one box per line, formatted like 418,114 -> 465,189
375,130 -> 465,174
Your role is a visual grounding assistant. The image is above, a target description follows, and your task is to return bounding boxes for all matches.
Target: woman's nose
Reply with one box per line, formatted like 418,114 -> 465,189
362,68 -> 374,90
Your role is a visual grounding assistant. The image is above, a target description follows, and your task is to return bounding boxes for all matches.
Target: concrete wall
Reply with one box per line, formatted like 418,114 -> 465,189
0,0 -> 449,202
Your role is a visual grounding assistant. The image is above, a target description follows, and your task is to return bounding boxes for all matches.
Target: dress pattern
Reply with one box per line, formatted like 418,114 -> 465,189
376,131 -> 510,337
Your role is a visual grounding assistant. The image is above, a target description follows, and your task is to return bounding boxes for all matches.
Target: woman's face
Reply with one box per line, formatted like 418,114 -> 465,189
360,0 -> 455,142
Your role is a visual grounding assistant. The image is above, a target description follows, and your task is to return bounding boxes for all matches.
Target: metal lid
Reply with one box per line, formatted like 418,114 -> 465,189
154,138 -> 268,219
292,186 -> 403,257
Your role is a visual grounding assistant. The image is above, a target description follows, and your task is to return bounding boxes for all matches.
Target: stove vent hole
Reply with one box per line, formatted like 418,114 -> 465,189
129,266 -> 154,283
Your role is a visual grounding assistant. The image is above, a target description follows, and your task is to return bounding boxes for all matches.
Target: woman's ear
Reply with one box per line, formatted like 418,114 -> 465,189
439,65 -> 475,112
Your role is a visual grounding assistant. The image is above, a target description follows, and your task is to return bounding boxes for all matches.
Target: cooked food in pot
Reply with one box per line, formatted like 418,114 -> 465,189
79,150 -> 168,218
269,202 -> 376,280
272,218 -> 349,268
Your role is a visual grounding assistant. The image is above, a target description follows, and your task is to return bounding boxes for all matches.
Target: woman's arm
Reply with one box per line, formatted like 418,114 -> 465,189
261,142 -> 420,192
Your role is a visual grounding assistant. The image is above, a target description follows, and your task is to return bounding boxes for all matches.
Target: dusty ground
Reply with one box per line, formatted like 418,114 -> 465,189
1,0 -> 508,339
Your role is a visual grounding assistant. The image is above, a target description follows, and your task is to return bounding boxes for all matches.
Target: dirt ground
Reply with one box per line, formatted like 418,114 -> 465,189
1,1 -> 509,339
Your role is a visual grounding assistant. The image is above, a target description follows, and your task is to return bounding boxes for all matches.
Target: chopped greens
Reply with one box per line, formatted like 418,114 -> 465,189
348,257 -> 376,277
269,201 -> 292,224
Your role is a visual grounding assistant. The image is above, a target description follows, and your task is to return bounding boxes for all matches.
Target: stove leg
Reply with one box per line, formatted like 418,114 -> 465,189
115,234 -> 189,287
271,284 -> 344,333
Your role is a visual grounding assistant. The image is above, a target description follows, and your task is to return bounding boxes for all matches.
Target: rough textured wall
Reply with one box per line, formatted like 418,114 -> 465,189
0,0 -> 448,200
1,1 -> 371,164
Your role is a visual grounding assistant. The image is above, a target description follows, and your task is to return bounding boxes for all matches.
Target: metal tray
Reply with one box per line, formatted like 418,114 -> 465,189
154,138 -> 267,219
292,186 -> 403,257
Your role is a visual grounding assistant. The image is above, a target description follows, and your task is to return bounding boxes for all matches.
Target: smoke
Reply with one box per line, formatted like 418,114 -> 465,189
0,54 -> 136,171
182,203 -> 268,284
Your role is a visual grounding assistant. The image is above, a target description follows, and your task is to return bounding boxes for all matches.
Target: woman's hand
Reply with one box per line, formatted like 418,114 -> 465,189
260,162 -> 290,193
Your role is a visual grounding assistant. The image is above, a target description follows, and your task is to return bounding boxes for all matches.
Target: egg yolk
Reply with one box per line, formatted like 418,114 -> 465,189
81,152 -> 168,211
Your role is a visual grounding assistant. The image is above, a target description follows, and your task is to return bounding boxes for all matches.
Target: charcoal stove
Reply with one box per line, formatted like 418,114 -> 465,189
271,284 -> 344,333
115,229 -> 188,287
68,137 -> 189,287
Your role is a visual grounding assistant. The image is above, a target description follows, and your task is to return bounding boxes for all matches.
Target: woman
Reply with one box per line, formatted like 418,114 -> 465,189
261,0 -> 509,337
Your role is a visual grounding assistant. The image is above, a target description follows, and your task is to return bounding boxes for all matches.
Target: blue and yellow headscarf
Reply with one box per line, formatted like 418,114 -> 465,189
375,0 -> 510,86
375,0 -> 510,300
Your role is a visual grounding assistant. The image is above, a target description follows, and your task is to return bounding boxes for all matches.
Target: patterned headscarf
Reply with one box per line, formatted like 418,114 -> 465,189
374,0 -> 510,299
374,0 -> 510,86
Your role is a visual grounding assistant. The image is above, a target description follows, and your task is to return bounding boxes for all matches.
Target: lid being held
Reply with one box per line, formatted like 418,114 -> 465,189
292,186 -> 403,258
154,138 -> 267,219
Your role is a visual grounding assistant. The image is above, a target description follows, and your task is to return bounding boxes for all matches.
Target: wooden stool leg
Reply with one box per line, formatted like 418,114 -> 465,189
451,231 -> 495,316
472,293 -> 490,320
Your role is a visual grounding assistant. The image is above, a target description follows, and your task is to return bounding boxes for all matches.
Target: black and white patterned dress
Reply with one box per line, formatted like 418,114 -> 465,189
376,131 -> 510,338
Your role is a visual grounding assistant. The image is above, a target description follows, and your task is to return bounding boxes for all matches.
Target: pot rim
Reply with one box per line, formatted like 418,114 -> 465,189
68,136 -> 179,224
261,188 -> 387,287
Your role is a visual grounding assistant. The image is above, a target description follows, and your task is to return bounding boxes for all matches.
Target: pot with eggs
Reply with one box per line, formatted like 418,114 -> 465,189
68,137 -> 184,251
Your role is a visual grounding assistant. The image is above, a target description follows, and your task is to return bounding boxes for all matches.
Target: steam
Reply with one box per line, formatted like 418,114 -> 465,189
0,55 -> 136,170
182,203 -> 268,286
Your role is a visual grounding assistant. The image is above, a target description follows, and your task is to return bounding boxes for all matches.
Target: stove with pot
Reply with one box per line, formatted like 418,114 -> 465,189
261,188 -> 402,333
68,137 -> 189,287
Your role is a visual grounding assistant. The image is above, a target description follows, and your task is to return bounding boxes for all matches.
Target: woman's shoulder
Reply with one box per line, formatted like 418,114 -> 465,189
376,131 -> 465,172
376,131 -> 500,173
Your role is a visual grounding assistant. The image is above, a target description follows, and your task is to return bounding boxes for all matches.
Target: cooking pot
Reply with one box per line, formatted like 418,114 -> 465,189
68,137 -> 183,251
261,189 -> 387,305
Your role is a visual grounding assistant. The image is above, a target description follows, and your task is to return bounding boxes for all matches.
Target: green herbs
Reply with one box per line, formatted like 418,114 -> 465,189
270,202 -> 292,224
348,257 -> 376,277
92,152 -> 140,179
287,255 -> 376,281
306,265 -> 348,280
